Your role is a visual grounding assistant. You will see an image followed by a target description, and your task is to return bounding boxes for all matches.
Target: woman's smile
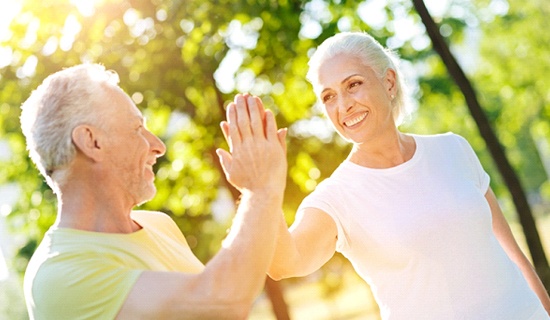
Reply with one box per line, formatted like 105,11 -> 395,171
344,111 -> 369,128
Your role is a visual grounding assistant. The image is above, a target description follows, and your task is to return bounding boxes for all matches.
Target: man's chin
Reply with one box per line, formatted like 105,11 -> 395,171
135,187 -> 157,207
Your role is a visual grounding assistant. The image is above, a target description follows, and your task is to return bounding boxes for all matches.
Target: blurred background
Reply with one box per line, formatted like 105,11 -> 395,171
0,0 -> 549,318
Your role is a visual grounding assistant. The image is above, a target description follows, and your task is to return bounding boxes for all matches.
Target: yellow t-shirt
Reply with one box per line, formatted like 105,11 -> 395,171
24,210 -> 205,320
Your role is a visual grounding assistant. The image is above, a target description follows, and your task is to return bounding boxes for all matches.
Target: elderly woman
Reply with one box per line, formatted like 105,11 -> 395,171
266,32 -> 550,319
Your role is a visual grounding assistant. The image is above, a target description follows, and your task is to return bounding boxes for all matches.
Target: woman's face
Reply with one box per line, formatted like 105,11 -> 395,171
315,54 -> 396,144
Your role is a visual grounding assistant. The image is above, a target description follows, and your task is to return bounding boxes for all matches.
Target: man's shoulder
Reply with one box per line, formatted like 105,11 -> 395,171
131,210 -> 170,217
131,210 -> 173,224
131,210 -> 183,237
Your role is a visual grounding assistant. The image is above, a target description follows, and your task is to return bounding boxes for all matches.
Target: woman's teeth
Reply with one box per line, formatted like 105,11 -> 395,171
344,112 -> 368,127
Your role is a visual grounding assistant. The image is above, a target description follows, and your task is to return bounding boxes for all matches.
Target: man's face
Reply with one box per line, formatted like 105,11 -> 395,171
100,86 -> 166,206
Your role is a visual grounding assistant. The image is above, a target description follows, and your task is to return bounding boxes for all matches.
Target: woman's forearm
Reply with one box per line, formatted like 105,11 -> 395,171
268,208 -> 338,281
267,213 -> 302,280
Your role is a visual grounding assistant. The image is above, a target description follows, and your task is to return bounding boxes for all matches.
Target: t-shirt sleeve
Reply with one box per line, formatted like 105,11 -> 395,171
453,134 -> 491,193
30,253 -> 141,319
297,183 -> 350,252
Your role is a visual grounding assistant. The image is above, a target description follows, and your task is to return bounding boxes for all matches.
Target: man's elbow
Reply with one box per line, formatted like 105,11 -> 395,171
267,263 -> 296,281
267,270 -> 285,281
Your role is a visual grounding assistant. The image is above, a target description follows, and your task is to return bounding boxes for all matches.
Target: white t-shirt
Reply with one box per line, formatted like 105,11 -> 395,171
298,133 -> 548,320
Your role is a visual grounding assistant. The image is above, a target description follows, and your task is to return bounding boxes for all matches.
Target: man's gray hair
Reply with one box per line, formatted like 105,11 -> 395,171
20,63 -> 120,191
306,32 -> 412,126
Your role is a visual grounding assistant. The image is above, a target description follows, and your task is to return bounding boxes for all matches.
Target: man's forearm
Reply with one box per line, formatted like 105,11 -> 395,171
201,190 -> 282,305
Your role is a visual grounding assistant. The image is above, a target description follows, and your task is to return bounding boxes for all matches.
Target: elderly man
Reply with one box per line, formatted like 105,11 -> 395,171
21,63 -> 287,319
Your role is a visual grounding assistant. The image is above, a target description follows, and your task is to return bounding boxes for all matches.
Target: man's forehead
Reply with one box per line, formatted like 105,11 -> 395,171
100,86 -> 144,118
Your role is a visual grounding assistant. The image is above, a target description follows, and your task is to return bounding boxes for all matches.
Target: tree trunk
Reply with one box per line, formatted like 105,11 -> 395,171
265,277 -> 291,320
412,0 -> 550,289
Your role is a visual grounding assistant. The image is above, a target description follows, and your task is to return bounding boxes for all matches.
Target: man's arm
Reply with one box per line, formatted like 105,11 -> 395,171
117,94 -> 287,319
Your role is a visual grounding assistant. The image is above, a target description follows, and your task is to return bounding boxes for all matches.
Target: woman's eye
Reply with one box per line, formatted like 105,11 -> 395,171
322,94 -> 334,103
349,81 -> 362,89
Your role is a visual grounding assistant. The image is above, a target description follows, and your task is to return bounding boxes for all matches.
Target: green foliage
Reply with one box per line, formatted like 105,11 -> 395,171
472,0 -> 550,203
0,276 -> 27,320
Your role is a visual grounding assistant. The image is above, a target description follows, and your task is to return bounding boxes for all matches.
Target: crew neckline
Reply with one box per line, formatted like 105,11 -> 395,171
342,134 -> 423,174
49,211 -> 149,237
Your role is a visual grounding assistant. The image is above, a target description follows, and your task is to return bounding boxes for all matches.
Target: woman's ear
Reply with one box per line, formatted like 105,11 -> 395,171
72,125 -> 104,162
385,68 -> 397,97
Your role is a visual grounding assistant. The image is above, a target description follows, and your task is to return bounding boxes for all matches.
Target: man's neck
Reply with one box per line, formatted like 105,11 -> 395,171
55,185 -> 141,234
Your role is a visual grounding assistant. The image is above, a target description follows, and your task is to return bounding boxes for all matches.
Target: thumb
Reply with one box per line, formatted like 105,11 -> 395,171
216,148 -> 232,177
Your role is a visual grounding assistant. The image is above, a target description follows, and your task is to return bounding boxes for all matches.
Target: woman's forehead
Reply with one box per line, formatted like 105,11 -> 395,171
316,56 -> 375,88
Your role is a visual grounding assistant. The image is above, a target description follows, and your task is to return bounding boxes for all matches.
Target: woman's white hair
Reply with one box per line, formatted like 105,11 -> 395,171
20,63 -> 120,192
306,31 -> 412,126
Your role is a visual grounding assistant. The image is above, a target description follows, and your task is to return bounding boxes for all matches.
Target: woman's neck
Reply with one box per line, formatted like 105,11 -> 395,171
348,132 -> 416,169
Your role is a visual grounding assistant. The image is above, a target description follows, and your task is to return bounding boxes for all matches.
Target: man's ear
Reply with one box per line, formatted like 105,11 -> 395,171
72,125 -> 104,162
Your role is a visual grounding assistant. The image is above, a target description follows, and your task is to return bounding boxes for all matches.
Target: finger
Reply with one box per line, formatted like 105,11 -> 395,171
252,95 -> 266,121
226,103 -> 242,147
264,109 -> 278,141
235,94 -> 252,139
278,128 -> 288,154
216,148 -> 232,179
248,96 -> 264,137
253,96 -> 267,136
220,121 -> 231,151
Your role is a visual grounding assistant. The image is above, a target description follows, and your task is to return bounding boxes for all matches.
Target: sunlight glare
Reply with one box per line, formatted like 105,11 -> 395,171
60,14 -> 82,51
0,0 -> 23,42
0,245 -> 8,281
0,47 -> 13,68
70,0 -> 97,17
424,0 -> 451,17
357,0 -> 387,30
17,54 -> 37,78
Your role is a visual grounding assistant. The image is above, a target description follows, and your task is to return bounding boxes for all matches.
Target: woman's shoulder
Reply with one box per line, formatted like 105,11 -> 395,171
410,131 -> 468,149
410,131 -> 460,141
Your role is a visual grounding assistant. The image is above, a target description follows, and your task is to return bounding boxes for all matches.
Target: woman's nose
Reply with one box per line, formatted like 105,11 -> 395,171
337,94 -> 353,114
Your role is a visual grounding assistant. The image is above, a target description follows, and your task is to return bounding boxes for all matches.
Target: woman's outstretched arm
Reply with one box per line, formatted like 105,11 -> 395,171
268,207 -> 338,280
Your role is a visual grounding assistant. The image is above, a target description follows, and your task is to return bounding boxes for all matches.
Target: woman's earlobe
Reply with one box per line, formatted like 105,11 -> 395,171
385,68 -> 397,94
